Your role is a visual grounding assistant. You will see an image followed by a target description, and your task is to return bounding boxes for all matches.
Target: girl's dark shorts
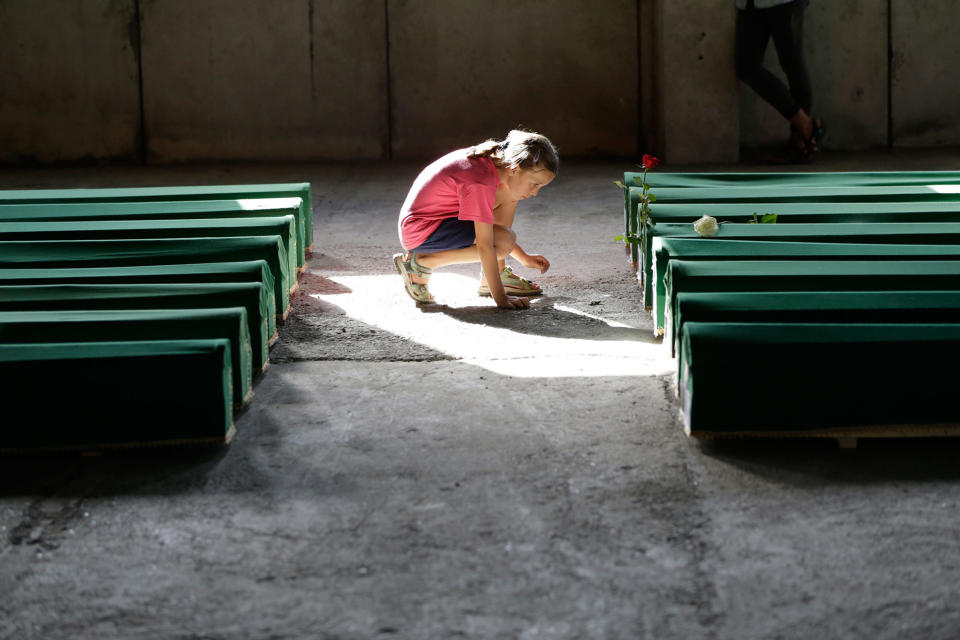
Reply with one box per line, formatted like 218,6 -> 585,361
410,217 -> 476,253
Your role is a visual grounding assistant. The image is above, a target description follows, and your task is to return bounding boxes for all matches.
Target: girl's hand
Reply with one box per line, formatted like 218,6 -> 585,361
520,253 -> 550,274
496,295 -> 530,310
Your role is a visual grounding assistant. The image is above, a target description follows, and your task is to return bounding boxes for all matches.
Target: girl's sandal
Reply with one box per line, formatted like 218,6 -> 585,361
393,252 -> 435,304
477,266 -> 543,297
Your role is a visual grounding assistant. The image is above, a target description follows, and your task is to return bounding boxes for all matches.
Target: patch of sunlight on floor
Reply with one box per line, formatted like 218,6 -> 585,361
312,273 -> 675,378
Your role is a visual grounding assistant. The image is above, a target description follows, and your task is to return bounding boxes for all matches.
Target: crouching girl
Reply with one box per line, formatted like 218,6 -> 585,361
394,129 -> 559,309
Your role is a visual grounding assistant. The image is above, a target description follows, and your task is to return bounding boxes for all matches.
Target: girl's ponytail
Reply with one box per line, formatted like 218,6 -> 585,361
467,139 -> 501,159
469,129 -> 559,174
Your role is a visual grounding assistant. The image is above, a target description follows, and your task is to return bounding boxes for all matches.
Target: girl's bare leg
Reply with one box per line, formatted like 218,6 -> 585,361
407,225 -> 515,285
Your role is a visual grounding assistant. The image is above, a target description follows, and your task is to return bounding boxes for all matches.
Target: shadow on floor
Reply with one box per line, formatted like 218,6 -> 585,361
0,445 -> 230,498
435,296 -> 662,343
697,436 -> 960,484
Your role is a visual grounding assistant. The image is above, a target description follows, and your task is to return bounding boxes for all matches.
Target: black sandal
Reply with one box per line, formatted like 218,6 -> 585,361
804,118 -> 825,154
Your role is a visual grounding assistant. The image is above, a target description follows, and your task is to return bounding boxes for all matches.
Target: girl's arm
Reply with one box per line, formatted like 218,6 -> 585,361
510,243 -> 550,273
475,221 -> 528,309
493,193 -> 550,273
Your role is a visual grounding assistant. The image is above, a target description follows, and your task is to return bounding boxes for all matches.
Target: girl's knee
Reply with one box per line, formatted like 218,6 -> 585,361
493,225 -> 516,258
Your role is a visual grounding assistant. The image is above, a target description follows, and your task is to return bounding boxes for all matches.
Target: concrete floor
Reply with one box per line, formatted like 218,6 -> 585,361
2,148 -> 960,639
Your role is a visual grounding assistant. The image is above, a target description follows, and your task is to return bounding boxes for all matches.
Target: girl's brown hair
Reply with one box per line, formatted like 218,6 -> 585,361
468,129 -> 559,175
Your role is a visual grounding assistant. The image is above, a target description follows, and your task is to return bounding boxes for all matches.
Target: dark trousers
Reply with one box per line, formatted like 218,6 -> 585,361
735,0 -> 811,120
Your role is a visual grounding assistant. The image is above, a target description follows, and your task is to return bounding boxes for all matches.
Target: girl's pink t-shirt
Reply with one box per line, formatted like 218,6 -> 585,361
398,148 -> 499,250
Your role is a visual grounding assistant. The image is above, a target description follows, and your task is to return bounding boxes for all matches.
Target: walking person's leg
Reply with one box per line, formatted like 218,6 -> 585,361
736,4 -> 799,121
768,0 -> 822,151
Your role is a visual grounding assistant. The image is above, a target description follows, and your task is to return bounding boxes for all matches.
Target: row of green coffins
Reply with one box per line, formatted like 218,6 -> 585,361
0,184 -> 313,266
622,170 -> 960,439
670,257 -> 960,438
622,170 -> 960,238
621,168 -> 960,242
650,228 -> 960,334
622,176 -> 960,305
0,183 -> 311,452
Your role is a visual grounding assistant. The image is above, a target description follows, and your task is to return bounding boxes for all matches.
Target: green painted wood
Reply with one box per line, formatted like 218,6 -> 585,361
627,185 -> 960,300
0,198 -> 306,270
637,184 -> 960,204
0,236 -> 290,318
0,307 -> 253,407
652,239 -> 960,334
0,261 -> 276,336
624,170 -> 960,189
0,339 -> 233,450
0,182 -> 314,253
622,178 -> 960,263
679,322 -> 960,435
672,290 -> 960,367
0,216 -> 298,294
663,260 -> 960,355
647,201 -> 960,224
653,220 -> 960,242
0,282 -> 272,372
640,221 -> 960,310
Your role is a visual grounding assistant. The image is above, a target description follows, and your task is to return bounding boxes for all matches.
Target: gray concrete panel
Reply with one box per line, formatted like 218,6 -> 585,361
891,0 -> 960,147
739,0 -> 888,151
388,0 -> 638,159
0,0 -> 141,164
658,0 -> 740,164
140,0 -> 387,162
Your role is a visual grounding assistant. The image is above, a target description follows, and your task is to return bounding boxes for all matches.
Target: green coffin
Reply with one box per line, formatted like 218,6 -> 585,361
0,282 -> 273,372
624,170 -> 960,190
0,182 -> 313,252
0,198 -> 307,270
0,261 -> 275,336
0,236 -> 290,318
637,184 -> 960,204
653,221 -> 960,243
672,290 -> 960,365
647,201 -> 960,224
679,322 -> 960,437
621,172 -> 960,266
652,239 -> 960,333
0,217 -> 298,294
0,308 -> 254,407
0,339 -> 234,451
663,260 -> 960,351
640,222 -> 960,308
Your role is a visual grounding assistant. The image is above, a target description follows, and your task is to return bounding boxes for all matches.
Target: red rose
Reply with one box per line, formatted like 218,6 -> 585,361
642,154 -> 660,169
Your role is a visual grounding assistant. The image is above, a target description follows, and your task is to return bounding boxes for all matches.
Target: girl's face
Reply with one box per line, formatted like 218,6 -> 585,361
505,165 -> 555,201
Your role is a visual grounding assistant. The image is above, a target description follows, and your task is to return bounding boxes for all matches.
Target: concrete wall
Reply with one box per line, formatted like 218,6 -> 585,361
891,0 -> 960,147
0,0 -> 141,164
140,0 -> 388,162
738,0 -> 889,151
388,0 -> 638,159
655,0 -> 740,163
0,0 -> 956,165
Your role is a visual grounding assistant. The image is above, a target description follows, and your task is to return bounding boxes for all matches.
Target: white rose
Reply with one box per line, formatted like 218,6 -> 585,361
693,215 -> 718,238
